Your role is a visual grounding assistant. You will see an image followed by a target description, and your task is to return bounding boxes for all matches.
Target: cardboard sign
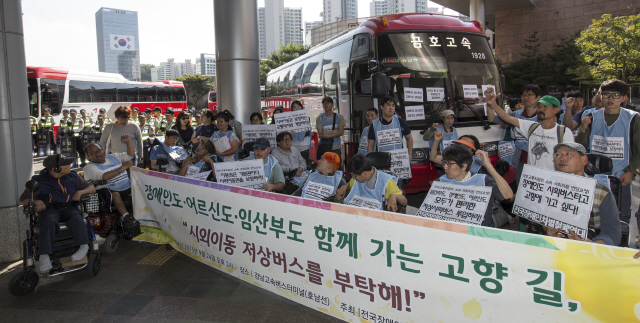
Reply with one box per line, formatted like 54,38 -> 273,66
498,142 -> 516,159
404,87 -> 424,102
591,135 -> 624,160
389,148 -> 412,180
463,85 -> 479,99
405,106 -> 425,121
242,124 -> 277,148
415,181 -> 492,225
377,129 -> 401,148
426,87 -> 445,101
214,159 -> 266,190
275,110 -> 312,133
512,165 -> 596,240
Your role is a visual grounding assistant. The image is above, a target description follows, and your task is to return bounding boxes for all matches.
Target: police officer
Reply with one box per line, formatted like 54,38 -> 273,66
93,115 -> 107,142
69,109 -> 87,166
130,107 -> 140,125
152,107 -> 164,130
39,107 -> 56,152
138,112 -> 155,140
79,109 -> 93,128
59,109 -> 71,133
156,107 -> 175,136
30,114 -> 38,153
98,108 -> 110,125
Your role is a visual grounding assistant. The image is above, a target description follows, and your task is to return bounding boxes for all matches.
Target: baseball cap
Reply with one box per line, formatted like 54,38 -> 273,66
537,95 -> 561,108
553,142 -> 587,156
195,111 -> 202,117
165,107 -> 175,115
321,152 -> 341,172
154,107 -> 162,112
440,110 -> 455,118
261,107 -> 268,111
144,108 -> 152,113
79,109 -> 86,113
62,109 -> 69,114
131,107 -> 138,112
502,165 -> 515,184
322,97 -> 334,104
253,138 -> 270,149
43,107 -> 51,112
70,109 -> 77,114
43,154 -> 75,171
138,112 -> 146,118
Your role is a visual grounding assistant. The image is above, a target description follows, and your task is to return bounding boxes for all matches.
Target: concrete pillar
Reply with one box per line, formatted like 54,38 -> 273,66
213,0 -> 261,125
0,0 -> 33,263
469,0 -> 486,27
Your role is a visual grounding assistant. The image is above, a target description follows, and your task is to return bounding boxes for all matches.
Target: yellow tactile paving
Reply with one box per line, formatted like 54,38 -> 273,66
137,245 -> 177,265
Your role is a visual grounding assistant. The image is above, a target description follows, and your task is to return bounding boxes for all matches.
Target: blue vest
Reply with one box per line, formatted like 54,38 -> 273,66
589,108 -> 636,177
88,154 -> 131,192
469,156 -> 483,173
301,170 -> 343,201
319,112 -> 341,148
34,170 -> 79,208
439,173 -> 486,186
429,125 -> 458,153
357,126 -> 370,156
344,169 -> 397,210
212,130 -> 239,161
513,109 -> 539,151
264,154 -> 279,181
372,115 -> 403,152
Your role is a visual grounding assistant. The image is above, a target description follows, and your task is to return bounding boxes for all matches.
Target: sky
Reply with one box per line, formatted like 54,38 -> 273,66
22,0 -> 452,71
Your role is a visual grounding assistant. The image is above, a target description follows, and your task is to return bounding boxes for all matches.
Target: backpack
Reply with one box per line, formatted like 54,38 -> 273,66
527,123 -> 566,144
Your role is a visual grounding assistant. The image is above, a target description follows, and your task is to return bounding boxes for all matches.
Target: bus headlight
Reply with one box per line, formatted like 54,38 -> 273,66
480,142 -> 499,156
412,149 -> 427,162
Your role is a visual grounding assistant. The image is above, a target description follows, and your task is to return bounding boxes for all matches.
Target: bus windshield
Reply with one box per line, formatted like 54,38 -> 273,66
28,78 -> 38,117
209,91 -> 217,103
377,32 -> 501,125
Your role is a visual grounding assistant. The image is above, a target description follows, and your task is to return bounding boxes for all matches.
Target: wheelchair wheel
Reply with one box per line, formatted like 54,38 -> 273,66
86,251 -> 101,278
9,270 -> 39,296
102,234 -> 119,255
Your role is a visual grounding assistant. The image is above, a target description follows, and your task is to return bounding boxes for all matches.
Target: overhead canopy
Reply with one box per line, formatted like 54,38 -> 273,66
429,0 -> 535,30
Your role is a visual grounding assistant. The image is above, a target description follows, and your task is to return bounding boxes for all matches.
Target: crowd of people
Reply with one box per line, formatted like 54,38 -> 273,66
21,78 -> 640,272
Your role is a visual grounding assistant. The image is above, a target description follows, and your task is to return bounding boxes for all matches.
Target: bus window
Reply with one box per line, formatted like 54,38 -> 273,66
28,78 -> 38,117
69,80 -> 92,103
353,63 -> 371,94
324,69 -> 339,111
40,78 -> 64,115
291,63 -> 304,93
172,87 -> 186,101
303,54 -> 322,94
138,85 -> 156,102
282,70 -> 291,95
116,84 -> 139,102
156,86 -> 172,101
322,42 -> 350,92
209,91 -> 217,103
92,82 -> 117,102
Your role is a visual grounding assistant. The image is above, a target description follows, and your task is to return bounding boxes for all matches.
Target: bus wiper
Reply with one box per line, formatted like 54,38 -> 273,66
453,81 -> 491,130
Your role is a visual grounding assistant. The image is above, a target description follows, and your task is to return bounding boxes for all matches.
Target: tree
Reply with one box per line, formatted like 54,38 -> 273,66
174,74 -> 215,109
575,14 -> 640,83
260,42 -> 310,85
140,64 -> 155,81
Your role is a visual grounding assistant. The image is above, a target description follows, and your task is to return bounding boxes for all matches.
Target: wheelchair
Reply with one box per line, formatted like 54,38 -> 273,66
10,180 -> 101,296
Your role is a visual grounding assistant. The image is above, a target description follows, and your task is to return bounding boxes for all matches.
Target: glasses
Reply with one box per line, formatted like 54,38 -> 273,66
280,139 -> 292,143
181,117 -> 189,120
601,92 -> 622,99
553,151 -> 579,158
521,93 -> 536,98
88,148 -> 104,156
442,161 -> 458,168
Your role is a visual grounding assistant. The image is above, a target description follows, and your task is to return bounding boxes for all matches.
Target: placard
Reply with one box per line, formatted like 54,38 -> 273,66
498,142 -> 515,159
404,87 -> 424,102
426,87 -> 445,101
213,136 -> 231,152
275,110 -> 312,133
389,148 -> 412,180
346,195 -> 383,210
415,181 -> 492,225
376,129 -> 401,148
185,171 -> 211,181
213,159 -> 266,190
512,165 -> 596,240
405,106 -> 425,121
463,85 -> 479,99
482,85 -> 496,97
242,124 -> 277,148
168,149 -> 188,161
303,182 -> 335,201
591,135 -> 624,160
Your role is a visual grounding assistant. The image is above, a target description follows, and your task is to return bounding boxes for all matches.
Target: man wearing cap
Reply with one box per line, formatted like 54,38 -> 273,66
138,113 -> 155,140
69,109 -> 88,166
130,107 -> 139,125
317,97 -> 346,157
30,114 -> 38,153
152,107 -> 165,130
252,138 -> 285,192
156,107 -> 175,135
39,107 -> 56,153
93,115 -> 107,141
194,111 -> 203,127
293,152 -> 346,200
97,108 -> 110,124
261,107 -> 270,124
485,88 -> 572,171
19,154 -> 96,273
546,142 -> 621,246
80,109 -> 93,129
59,109 -> 71,133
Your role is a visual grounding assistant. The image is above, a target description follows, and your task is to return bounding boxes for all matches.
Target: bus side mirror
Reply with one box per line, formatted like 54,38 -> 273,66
371,72 -> 388,99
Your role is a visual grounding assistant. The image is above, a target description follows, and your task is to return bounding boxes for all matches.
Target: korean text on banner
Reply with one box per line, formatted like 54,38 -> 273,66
512,165 -> 596,240
591,135 -> 624,160
426,87 -> 445,101
130,168 -> 640,323
463,85 -> 479,99
389,148 -> 412,180
275,110 -> 312,133
213,159 -> 265,190
404,87 -> 424,102
405,106 -> 425,121
242,124 -> 277,148
415,181 -> 491,225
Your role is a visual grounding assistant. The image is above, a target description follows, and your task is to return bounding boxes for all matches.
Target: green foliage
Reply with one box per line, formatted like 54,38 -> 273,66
574,14 -> 640,83
260,42 -> 310,85
174,74 -> 215,108
140,64 -> 155,81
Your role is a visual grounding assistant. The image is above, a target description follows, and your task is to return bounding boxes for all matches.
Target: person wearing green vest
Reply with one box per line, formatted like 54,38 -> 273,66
69,109 -> 87,166
138,112 -> 155,140
156,107 -> 175,136
79,109 -> 93,129
130,107 -> 139,125
151,106 -> 164,130
59,109 -> 71,133
30,115 -> 38,154
93,115 -> 107,142
98,108 -> 111,125
39,107 -> 56,152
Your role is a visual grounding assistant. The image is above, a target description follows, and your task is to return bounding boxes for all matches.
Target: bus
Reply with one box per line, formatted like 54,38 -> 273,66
265,14 -> 504,194
208,91 -> 218,113
27,66 -> 187,132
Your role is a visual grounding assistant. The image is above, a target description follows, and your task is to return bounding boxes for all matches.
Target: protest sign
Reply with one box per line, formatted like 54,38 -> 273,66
405,106 -> 425,121
512,165 -> 596,240
591,135 -> 624,160
389,148 -> 412,179
132,167 -> 640,323
481,85 -> 496,97
404,87 -> 423,102
498,142 -> 515,159
213,159 -> 265,190
376,129 -> 401,148
186,170 -> 211,181
242,124 -> 277,148
213,136 -> 231,153
275,110 -> 312,133
415,181 -> 491,225
169,149 -> 188,161
463,84 -> 479,98
426,87 -> 445,101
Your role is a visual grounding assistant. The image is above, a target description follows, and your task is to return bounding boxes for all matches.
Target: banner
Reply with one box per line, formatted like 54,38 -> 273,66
513,165 -> 596,240
242,124 -> 277,148
131,168 -> 640,323
109,34 -> 136,51
415,181 -> 491,225
213,159 -> 265,190
275,110 -> 312,133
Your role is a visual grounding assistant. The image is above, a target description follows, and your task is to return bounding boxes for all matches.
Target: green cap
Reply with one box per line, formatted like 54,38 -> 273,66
537,95 -> 561,108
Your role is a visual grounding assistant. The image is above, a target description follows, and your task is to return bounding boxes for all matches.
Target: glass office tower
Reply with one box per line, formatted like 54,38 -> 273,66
95,7 -> 141,81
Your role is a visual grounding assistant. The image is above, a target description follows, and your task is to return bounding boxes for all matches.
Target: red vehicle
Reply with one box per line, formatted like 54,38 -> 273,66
27,66 -> 188,133
265,14 -> 504,194
208,91 -> 218,114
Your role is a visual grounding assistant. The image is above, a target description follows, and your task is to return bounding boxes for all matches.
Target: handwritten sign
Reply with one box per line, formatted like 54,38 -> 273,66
482,85 -> 496,97
275,110 -> 312,133
213,159 -> 266,190
389,148 -> 412,179
304,182 -> 335,200
347,195 -> 382,210
404,87 -> 423,102
377,129 -> 401,148
463,85 -> 479,99
415,181 -> 492,225
512,165 -> 596,240
186,171 -> 211,181
242,124 -> 277,148
591,135 -> 624,160
426,87 -> 445,101
498,142 -> 516,159
405,106 -> 425,121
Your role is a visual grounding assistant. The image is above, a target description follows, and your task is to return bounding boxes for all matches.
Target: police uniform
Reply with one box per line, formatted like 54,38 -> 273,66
30,116 -> 38,150
70,115 -> 86,164
81,115 -> 93,128
39,114 -> 56,151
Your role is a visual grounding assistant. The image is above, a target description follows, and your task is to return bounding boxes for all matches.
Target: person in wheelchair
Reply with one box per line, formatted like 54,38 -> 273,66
253,138 -> 285,192
546,143 -> 621,246
178,140 -> 216,177
150,129 -> 188,174
293,152 -> 346,200
83,134 -> 136,220
335,154 -> 407,212
19,154 -> 97,273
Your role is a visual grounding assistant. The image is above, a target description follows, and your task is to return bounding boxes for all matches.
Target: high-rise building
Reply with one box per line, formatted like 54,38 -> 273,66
95,8 -> 141,81
258,0 -> 304,59
304,21 -> 323,46
370,0 -> 387,16
369,0 -> 439,15
264,0 -> 285,57
323,0 -> 357,24
200,53 -> 216,76
284,8 -> 303,46
258,8 -> 267,58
